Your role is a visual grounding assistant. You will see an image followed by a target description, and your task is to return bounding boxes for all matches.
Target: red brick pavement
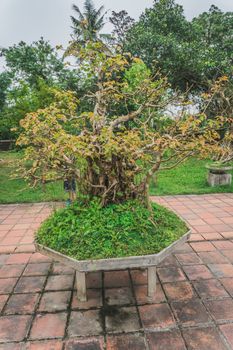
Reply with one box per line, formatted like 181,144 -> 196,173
0,195 -> 233,349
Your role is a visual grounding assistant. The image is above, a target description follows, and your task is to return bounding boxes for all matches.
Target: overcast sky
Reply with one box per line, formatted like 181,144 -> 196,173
0,0 -> 232,50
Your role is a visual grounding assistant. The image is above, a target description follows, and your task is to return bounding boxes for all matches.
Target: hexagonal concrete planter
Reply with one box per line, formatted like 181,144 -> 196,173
35,228 -> 190,302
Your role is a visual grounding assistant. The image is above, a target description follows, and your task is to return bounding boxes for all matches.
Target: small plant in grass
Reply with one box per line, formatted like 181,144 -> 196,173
16,41 -> 232,259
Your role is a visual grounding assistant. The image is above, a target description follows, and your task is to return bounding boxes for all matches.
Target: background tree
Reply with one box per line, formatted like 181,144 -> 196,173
0,39 -> 80,140
71,0 -> 107,44
193,7 -> 233,117
125,0 -> 193,91
0,71 -> 13,139
0,72 -> 11,112
109,10 -> 134,51
1,38 -> 77,89
0,80 -> 58,140
192,5 -> 233,85
125,0 -> 233,93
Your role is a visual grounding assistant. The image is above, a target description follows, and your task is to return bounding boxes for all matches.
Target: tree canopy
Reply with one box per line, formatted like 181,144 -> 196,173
1,38 -> 77,89
126,0 -> 233,92
0,38 -> 79,139
109,10 -> 135,51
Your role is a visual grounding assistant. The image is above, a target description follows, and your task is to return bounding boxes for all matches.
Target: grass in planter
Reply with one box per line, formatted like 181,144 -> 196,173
36,199 -> 188,260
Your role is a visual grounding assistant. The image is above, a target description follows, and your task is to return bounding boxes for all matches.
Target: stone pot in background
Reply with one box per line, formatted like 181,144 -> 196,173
206,163 -> 232,187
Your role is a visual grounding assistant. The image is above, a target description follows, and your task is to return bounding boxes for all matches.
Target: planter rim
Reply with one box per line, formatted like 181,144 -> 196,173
35,229 -> 191,272
206,164 -> 233,172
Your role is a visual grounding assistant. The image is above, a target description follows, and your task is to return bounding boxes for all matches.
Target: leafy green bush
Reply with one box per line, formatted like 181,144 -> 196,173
0,115 -> 14,140
0,80 -> 59,141
36,199 -> 188,260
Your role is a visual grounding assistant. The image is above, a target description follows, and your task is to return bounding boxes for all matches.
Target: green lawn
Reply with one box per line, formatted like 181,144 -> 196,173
151,158 -> 233,196
0,151 -> 233,204
0,151 -> 65,204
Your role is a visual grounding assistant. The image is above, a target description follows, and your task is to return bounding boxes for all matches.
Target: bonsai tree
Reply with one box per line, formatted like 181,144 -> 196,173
16,41 -> 233,261
17,42 -> 231,209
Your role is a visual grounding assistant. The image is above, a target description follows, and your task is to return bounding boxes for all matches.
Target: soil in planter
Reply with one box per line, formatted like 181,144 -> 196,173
36,199 -> 188,260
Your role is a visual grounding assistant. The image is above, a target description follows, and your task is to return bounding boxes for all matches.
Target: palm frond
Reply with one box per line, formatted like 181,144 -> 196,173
95,5 -> 105,19
71,0 -> 107,43
95,13 -> 106,31
71,16 -> 81,27
72,4 -> 84,21
84,0 -> 95,16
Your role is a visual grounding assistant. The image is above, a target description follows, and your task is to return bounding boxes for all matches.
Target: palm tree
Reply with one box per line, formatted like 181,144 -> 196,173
71,0 -> 107,44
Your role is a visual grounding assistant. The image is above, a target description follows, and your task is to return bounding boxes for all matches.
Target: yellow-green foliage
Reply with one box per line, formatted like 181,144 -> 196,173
17,42 -> 233,207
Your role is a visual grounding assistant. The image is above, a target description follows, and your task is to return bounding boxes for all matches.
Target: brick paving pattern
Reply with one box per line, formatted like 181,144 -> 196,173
0,194 -> 233,348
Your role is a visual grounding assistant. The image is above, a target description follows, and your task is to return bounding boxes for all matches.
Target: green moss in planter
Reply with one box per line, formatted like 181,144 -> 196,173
36,199 -> 188,260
